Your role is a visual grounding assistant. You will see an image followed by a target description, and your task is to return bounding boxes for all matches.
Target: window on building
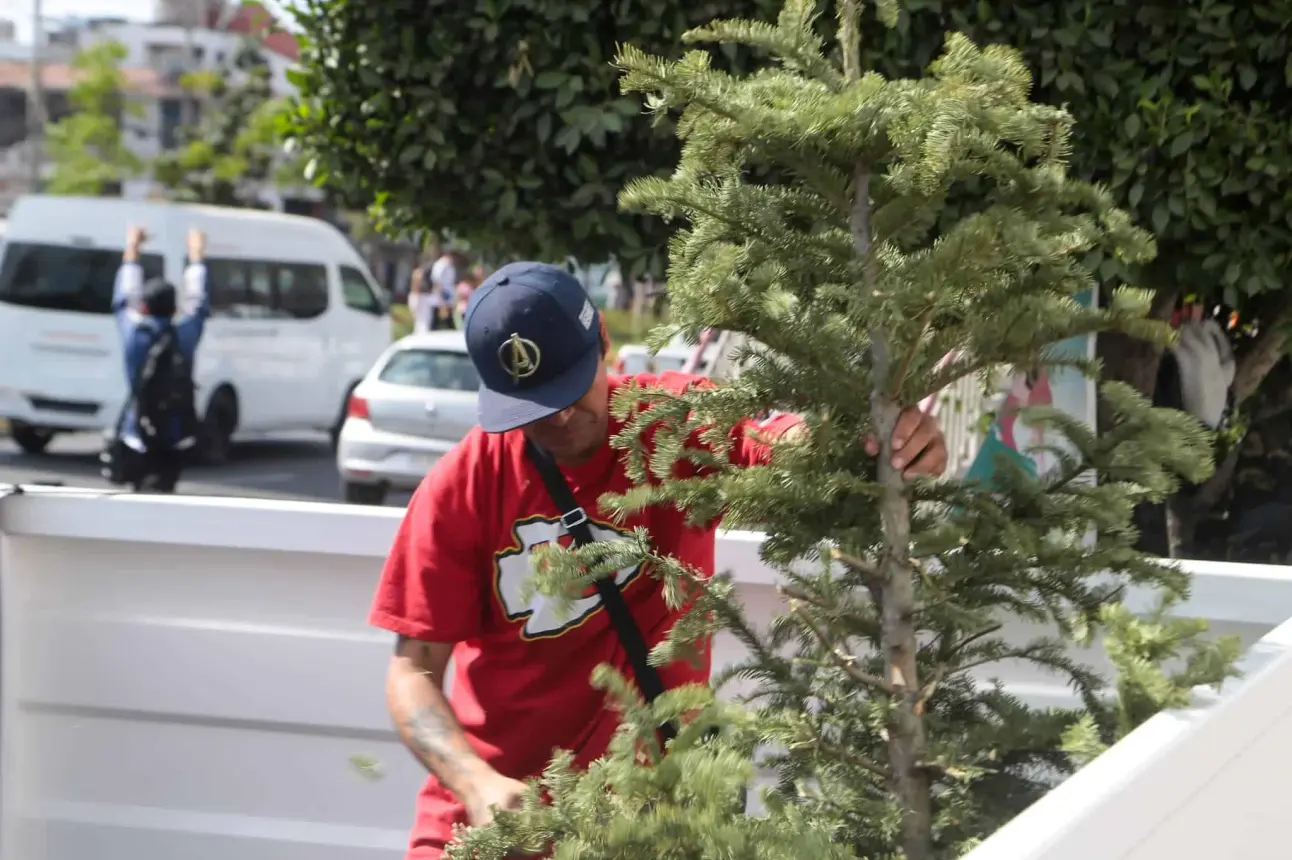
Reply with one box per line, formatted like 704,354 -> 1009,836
160,98 -> 183,150
0,91 -> 27,148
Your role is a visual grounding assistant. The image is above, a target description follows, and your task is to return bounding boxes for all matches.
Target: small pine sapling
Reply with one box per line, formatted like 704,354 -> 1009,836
452,2 -> 1238,858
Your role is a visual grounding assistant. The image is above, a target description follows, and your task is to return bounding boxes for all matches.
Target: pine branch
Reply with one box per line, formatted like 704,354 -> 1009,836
829,546 -> 881,583
787,597 -> 896,695
818,739 -> 891,781
890,305 -> 936,400
778,583 -> 833,609
918,623 -> 1005,710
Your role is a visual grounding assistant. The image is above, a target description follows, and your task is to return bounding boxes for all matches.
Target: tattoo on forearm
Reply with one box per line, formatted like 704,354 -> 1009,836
393,635 -> 477,781
402,702 -> 473,778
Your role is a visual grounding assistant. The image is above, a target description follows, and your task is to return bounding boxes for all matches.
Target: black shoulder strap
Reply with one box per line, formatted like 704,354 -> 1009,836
113,328 -> 174,437
523,439 -> 677,743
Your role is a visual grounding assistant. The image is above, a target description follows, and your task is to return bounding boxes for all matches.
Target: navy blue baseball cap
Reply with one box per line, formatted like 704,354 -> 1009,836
464,261 -> 603,433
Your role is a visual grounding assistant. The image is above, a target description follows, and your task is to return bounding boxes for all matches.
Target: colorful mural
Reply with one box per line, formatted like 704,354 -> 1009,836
965,290 -> 1097,485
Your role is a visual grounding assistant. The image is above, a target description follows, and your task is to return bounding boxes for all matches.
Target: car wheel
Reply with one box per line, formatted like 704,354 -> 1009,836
343,481 -> 386,506
200,391 -> 237,465
9,421 -> 55,455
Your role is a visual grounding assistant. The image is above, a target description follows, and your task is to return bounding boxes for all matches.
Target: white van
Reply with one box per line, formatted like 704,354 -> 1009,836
0,195 -> 391,460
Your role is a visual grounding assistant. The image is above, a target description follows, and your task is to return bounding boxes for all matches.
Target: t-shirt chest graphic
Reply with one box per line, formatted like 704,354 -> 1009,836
490,465 -> 646,641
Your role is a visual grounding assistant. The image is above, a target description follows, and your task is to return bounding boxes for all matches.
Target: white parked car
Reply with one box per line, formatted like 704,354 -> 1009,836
336,331 -> 479,505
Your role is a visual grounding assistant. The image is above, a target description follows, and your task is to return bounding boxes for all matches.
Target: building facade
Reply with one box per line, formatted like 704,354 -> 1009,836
0,2 -> 316,214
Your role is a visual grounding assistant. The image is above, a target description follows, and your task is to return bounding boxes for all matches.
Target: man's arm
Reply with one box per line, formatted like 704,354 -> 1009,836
111,261 -> 142,313
113,227 -> 146,342
729,400 -> 948,477
387,635 -> 526,826
175,229 -> 210,354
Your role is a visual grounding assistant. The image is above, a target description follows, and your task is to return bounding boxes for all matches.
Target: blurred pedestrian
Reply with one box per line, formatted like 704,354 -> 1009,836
452,263 -> 485,328
102,225 -> 210,493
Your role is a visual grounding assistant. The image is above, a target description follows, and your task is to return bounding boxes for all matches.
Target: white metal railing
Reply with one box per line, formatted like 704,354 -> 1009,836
1,487 -> 1289,859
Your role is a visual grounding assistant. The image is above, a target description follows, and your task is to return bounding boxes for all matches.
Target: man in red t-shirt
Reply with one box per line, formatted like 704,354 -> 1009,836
370,262 -> 948,858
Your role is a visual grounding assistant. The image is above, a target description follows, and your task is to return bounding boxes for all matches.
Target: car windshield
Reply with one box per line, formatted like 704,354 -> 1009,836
379,348 -> 479,392
0,242 -> 164,314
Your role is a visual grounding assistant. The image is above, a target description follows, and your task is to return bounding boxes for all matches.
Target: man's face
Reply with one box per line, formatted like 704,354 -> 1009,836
521,358 -> 610,464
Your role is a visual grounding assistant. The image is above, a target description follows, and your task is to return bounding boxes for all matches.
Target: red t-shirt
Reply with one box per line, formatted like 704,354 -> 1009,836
369,372 -> 800,859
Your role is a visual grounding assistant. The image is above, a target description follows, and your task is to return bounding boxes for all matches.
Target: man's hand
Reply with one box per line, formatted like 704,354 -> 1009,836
864,407 -> 947,479
124,225 -> 147,261
464,771 -> 529,828
187,228 -> 206,262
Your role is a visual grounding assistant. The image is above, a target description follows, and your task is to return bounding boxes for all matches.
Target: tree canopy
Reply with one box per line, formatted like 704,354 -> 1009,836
289,0 -> 1291,312
43,40 -> 143,195
154,39 -> 302,207
288,0 -> 1292,559
287,0 -> 780,270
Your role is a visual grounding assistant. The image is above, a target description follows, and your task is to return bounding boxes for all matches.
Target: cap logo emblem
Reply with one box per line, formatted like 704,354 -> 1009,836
498,332 -> 541,384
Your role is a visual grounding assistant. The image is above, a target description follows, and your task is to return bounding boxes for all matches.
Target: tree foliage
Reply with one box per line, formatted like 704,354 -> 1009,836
289,0 -> 1291,298
286,0 -> 766,271
43,40 -> 143,196
864,2 -> 1292,324
154,39 -> 302,207
289,0 -> 1292,559
441,2 -> 1238,858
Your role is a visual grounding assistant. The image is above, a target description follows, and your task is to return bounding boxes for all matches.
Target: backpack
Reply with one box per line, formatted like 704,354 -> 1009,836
133,329 -> 199,452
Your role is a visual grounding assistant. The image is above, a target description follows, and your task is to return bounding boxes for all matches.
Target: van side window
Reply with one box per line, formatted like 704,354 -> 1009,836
0,243 -> 163,315
200,258 -> 328,319
205,257 -> 273,319
339,265 -> 384,316
249,262 -> 275,315
206,258 -> 250,316
275,263 -> 329,319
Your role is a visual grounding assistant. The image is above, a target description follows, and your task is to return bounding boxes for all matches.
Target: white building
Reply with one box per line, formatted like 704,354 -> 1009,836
85,5 -> 301,163
0,2 -> 317,214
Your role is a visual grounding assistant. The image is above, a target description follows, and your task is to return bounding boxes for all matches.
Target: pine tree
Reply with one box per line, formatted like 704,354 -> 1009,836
447,2 -> 1238,858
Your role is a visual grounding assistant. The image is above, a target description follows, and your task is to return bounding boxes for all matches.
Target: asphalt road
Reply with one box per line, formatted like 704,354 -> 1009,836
0,430 -> 416,507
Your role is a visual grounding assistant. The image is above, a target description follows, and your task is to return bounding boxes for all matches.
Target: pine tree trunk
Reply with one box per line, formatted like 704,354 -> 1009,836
871,386 -> 933,860
840,7 -> 930,852
852,159 -> 932,859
